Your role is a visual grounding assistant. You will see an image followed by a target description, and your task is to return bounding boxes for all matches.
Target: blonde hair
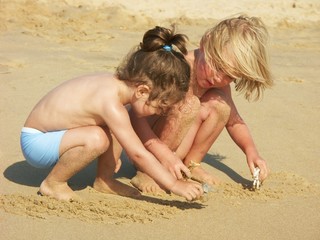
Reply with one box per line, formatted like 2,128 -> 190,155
201,15 -> 273,100
116,26 -> 190,113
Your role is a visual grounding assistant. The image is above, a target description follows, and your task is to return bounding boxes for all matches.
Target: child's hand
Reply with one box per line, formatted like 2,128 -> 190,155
171,162 -> 191,180
247,156 -> 269,182
161,155 -> 191,180
169,180 -> 204,201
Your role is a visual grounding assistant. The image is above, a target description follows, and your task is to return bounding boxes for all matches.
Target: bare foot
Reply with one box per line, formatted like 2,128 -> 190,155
191,166 -> 221,185
130,171 -> 167,195
93,177 -> 141,198
39,179 -> 79,201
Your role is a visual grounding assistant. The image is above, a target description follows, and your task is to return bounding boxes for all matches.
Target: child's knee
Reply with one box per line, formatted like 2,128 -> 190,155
202,90 -> 231,120
86,127 -> 109,153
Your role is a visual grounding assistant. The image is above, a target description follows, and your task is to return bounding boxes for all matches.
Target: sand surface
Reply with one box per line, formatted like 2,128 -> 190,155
1,1 -> 320,239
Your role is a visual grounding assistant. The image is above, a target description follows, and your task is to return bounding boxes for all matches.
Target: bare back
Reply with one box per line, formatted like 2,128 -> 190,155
24,73 -> 128,132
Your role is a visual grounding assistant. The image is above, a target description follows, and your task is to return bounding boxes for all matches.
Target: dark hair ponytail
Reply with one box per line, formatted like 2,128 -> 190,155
116,26 -> 191,114
140,26 -> 188,55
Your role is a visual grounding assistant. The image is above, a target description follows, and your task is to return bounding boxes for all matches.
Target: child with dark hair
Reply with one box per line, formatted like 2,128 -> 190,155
20,26 -> 204,201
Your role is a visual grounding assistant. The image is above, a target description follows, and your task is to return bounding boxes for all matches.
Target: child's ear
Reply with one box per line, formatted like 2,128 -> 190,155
135,85 -> 151,98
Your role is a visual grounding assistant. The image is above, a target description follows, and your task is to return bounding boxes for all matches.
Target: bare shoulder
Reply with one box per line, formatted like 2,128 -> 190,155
49,72 -> 118,107
69,72 -> 115,87
87,74 -> 129,122
65,73 -> 119,97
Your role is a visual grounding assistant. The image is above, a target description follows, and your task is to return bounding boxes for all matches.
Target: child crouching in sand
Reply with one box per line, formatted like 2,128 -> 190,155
20,26 -> 204,201
130,16 -> 273,194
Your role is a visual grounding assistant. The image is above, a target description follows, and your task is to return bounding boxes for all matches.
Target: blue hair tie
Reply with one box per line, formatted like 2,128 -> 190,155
162,45 -> 172,52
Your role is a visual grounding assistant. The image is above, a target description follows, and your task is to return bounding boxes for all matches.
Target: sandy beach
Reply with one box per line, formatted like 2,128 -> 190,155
1,0 -> 320,239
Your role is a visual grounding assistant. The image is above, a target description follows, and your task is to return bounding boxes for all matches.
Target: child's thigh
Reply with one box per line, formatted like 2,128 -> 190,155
60,126 -> 110,155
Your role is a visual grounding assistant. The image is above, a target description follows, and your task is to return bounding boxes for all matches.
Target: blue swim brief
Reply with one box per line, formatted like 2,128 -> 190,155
20,127 -> 67,168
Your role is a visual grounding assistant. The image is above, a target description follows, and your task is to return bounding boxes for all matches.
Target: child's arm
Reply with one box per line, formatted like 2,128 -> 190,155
224,87 -> 269,182
129,109 -> 192,180
104,104 -> 203,200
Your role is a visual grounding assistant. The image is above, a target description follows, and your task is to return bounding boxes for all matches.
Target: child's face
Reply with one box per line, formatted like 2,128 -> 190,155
196,51 -> 234,89
132,94 -> 162,117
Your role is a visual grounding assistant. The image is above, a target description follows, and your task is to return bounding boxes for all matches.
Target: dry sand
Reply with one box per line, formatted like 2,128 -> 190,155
1,1 -> 320,239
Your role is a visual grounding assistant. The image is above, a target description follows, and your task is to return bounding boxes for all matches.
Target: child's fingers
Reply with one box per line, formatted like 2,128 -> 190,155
248,162 -> 255,175
179,165 -> 191,179
259,168 -> 268,182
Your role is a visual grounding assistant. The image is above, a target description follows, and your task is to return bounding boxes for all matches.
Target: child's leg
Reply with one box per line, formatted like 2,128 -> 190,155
39,126 -> 110,201
93,129 -> 141,198
131,96 -> 201,194
152,95 -> 200,152
183,89 -> 231,185
131,89 -> 230,191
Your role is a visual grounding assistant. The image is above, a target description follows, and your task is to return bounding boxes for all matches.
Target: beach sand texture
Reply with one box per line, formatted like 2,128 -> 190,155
1,1 -> 320,239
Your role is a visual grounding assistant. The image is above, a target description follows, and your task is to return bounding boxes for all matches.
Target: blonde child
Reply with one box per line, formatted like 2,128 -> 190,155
130,16 -> 273,193
20,26 -> 204,201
